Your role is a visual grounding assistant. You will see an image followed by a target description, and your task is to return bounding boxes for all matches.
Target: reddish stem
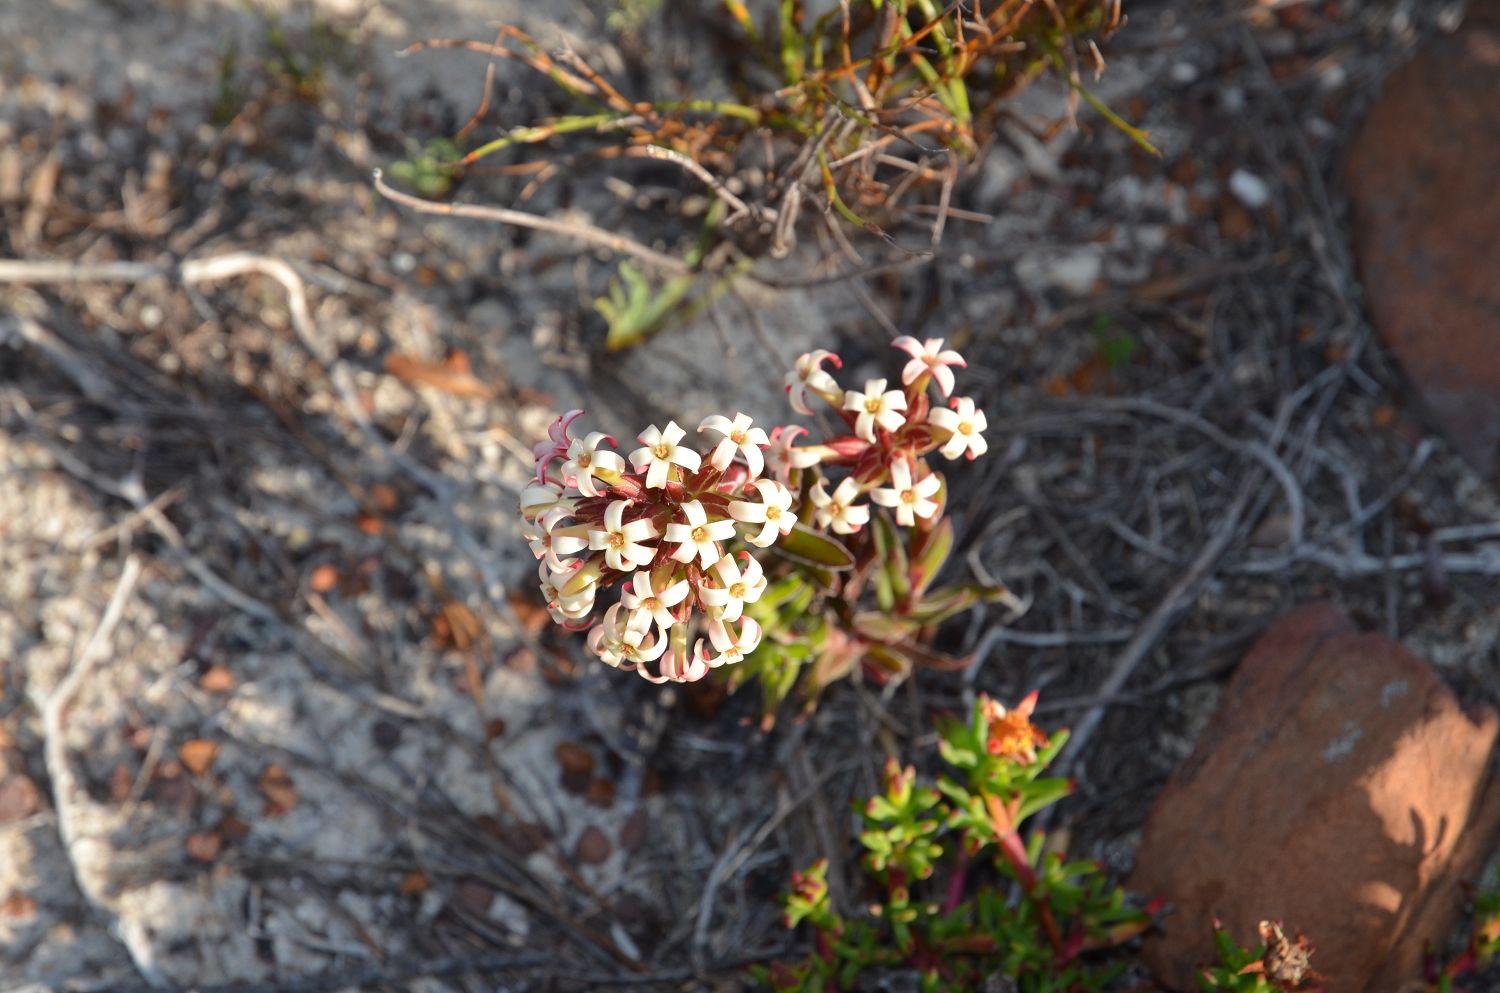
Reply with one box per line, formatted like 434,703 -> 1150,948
942,846 -> 969,913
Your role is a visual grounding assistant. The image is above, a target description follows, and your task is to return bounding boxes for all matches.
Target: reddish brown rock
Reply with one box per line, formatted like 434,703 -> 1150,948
1129,603 -> 1500,993
1345,1 -> 1500,481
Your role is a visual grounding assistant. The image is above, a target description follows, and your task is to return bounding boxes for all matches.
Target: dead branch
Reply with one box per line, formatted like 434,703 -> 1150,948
372,170 -> 688,276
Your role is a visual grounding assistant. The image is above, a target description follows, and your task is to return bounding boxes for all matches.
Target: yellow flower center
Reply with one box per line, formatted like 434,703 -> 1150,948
653,442 -> 672,460
691,525 -> 708,543
958,422 -> 972,436
730,430 -> 746,444
901,489 -> 917,505
766,506 -> 782,522
643,597 -> 659,611
577,452 -> 592,468
608,532 -> 625,549
729,582 -> 747,598
864,396 -> 883,414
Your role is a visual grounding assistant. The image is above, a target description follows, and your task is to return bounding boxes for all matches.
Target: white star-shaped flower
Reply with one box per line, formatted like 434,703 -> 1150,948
561,432 -> 626,497
519,479 -> 571,522
588,500 -> 659,572
696,615 -> 763,667
764,425 -> 822,485
927,396 -> 988,461
842,378 -> 908,443
696,551 -> 767,623
699,413 -> 770,477
870,459 -> 942,527
665,499 -> 737,568
589,603 -> 668,669
629,421 -> 703,489
620,569 -> 691,636
784,350 -> 842,415
892,336 -> 966,397
728,479 -> 795,548
524,506 -> 590,573
540,560 -> 595,624
809,477 -> 871,534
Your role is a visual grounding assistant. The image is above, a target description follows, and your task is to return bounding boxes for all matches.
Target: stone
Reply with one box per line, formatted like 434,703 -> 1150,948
1128,603 -> 1500,993
1345,1 -> 1500,482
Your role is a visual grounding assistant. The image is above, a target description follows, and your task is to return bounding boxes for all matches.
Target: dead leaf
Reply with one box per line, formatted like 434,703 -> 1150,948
354,512 -> 384,535
442,602 -> 484,651
555,742 -> 594,776
399,869 -> 430,894
504,647 -> 537,673
585,778 -> 616,809
310,563 -> 340,593
217,813 -> 250,839
575,825 -> 612,864
1219,195 -> 1255,241
258,763 -> 297,815
109,763 -> 134,803
0,893 -> 36,920
384,351 -> 496,400
178,740 -> 219,776
20,151 -> 59,248
185,830 -> 223,862
199,666 -> 236,693
620,808 -> 649,853
369,483 -> 400,513
0,775 -> 40,822
506,591 -> 551,636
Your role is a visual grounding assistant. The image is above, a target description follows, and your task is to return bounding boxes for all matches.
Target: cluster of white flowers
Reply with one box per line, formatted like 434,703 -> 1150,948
518,337 -> 988,684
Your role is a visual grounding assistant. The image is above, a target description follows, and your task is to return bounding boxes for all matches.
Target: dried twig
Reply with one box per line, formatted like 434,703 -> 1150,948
372,170 -> 687,275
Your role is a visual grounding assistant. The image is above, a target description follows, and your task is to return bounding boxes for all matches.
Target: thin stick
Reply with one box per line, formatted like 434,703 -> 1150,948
180,253 -> 333,363
372,170 -> 687,275
628,145 -> 767,221
1052,464 -> 1265,779
35,555 -> 144,919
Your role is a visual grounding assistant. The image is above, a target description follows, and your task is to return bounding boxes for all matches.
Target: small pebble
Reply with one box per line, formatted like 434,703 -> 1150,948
1229,168 -> 1271,209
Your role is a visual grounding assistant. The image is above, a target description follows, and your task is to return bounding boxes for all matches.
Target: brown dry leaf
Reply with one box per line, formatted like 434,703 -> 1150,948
485,719 -> 507,740
217,813 -> 251,839
354,512 -> 384,535
504,647 -> 537,673
585,778 -> 616,809
1219,196 -> 1256,240
369,483 -> 399,513
309,563 -> 340,593
20,151 -> 59,248
0,774 -> 40,822
575,825 -> 612,864
506,591 -> 551,636
108,763 -> 134,803
184,830 -> 223,862
1372,405 -> 1397,429
399,869 -> 431,894
555,742 -> 594,776
620,808 -> 649,854
384,351 -> 496,400
199,665 -> 236,693
179,740 -> 219,776
258,763 -> 297,815
442,602 -> 484,651
0,893 -> 36,920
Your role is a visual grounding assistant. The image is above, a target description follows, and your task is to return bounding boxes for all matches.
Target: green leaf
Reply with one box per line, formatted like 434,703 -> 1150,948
909,516 -> 952,596
774,521 -> 855,570
872,514 -> 909,610
852,612 -> 919,644
595,261 -> 695,350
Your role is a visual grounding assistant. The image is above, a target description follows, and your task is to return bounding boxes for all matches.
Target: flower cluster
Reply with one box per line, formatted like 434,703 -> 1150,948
518,336 -> 987,683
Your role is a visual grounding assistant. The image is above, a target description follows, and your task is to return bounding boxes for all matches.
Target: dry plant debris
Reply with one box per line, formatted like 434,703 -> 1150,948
1,0 -> 1499,990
